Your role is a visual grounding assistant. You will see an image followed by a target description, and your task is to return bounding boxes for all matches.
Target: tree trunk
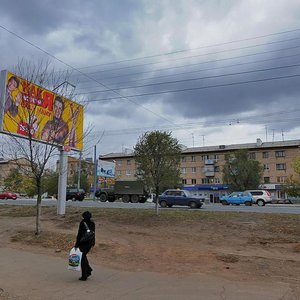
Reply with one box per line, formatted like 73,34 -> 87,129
155,186 -> 159,215
35,181 -> 42,235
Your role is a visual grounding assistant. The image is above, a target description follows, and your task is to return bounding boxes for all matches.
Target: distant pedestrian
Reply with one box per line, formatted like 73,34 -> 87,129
75,211 -> 95,281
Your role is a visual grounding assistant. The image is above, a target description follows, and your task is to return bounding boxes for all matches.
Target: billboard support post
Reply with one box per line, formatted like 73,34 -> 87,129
57,149 -> 67,215
93,145 -> 97,201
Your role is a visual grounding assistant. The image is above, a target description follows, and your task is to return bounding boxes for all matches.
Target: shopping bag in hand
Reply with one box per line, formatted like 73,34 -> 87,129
68,247 -> 82,271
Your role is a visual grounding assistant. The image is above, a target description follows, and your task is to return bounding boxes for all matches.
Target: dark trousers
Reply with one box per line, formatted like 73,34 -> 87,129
81,252 -> 92,279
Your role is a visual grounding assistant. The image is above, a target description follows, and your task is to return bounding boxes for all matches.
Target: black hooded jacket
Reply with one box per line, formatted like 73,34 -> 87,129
75,216 -> 95,253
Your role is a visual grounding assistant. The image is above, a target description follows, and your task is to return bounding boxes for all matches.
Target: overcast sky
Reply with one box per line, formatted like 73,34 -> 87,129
1,0 -> 300,159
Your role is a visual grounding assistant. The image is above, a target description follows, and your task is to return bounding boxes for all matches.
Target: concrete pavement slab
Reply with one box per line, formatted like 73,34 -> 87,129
0,247 -> 295,300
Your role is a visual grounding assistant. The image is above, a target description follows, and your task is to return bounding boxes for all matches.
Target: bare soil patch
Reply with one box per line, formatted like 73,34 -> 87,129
0,205 -> 300,287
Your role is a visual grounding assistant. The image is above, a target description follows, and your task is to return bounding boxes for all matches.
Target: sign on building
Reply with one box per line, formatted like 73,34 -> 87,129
97,160 -> 115,178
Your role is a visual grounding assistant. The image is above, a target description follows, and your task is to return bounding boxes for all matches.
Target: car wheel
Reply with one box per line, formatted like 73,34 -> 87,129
257,199 -> 265,206
189,201 -> 198,209
71,196 -> 76,201
245,201 -> 252,206
221,200 -> 228,205
122,195 -> 130,203
99,194 -> 107,202
131,195 -> 139,203
159,200 -> 167,208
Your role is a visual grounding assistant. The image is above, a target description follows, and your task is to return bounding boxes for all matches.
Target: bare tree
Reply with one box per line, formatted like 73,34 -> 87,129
0,59 -> 88,235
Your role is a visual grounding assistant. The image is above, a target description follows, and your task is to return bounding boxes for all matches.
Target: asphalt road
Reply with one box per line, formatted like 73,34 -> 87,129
0,198 -> 300,214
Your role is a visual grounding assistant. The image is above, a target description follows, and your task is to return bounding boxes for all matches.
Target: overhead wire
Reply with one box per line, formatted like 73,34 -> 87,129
74,28 -> 300,70
83,73 -> 300,102
78,52 -> 300,90
77,63 -> 300,95
70,36 -> 300,78
76,44 -> 300,86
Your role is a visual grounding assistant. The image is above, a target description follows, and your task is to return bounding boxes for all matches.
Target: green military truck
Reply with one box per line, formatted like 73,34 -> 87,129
95,180 -> 148,203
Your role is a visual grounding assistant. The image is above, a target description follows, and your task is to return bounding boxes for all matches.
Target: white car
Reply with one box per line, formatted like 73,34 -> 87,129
245,190 -> 272,206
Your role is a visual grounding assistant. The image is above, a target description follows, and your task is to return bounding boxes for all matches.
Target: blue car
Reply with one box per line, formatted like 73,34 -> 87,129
220,192 -> 253,206
158,189 -> 205,209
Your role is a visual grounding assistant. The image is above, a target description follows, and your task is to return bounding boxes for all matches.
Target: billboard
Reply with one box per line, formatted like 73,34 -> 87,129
0,70 -> 84,151
97,160 -> 115,178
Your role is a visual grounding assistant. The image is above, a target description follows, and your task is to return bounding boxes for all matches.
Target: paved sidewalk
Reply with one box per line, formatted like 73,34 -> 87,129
0,247 -> 295,300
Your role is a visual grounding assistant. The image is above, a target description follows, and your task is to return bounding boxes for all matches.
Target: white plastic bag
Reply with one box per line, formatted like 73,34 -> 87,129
68,247 -> 82,271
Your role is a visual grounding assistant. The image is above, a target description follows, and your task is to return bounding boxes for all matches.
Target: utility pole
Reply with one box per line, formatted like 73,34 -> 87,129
93,145 -> 97,201
77,151 -> 82,189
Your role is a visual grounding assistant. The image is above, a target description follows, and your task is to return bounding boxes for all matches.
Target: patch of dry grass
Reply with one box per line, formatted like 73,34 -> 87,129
11,230 -> 75,251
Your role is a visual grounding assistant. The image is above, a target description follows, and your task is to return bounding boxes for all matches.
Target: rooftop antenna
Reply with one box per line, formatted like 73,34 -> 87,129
282,129 -> 284,141
191,133 -> 194,147
265,125 -> 268,142
201,135 -> 205,146
272,129 -> 275,142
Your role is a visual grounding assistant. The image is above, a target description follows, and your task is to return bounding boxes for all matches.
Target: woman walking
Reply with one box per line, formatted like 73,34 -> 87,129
75,211 -> 95,281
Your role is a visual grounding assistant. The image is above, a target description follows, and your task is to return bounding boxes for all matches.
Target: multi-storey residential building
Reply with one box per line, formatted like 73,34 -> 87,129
56,156 -> 94,188
0,157 -> 32,189
99,138 -> 300,201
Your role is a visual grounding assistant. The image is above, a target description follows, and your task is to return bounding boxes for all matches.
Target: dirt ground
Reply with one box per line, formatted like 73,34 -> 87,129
1,205 -> 300,298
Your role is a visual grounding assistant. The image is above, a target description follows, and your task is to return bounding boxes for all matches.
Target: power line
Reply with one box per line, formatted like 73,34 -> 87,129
78,52 -> 300,90
83,73 -> 300,102
76,44 -> 300,85
71,36 -> 300,77
75,28 -> 300,70
77,63 -> 300,95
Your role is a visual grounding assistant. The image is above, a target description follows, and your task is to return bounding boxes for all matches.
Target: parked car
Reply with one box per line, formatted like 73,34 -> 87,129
0,191 -> 18,200
158,189 -> 205,209
220,192 -> 253,206
66,188 -> 86,201
245,190 -> 272,206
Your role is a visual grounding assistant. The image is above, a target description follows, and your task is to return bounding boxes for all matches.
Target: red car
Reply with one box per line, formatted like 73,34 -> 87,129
0,192 -> 18,200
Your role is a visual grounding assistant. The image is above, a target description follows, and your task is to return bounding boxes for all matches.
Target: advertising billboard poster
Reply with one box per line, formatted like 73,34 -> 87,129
97,160 -> 115,178
0,70 -> 84,151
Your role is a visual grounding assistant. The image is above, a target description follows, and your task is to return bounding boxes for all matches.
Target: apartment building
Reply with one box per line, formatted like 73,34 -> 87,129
99,138 -> 300,200
56,156 -> 94,187
0,157 -> 32,189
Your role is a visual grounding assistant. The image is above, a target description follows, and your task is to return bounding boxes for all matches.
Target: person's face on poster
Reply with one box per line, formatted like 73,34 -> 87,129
7,78 -> 18,92
54,100 -> 63,119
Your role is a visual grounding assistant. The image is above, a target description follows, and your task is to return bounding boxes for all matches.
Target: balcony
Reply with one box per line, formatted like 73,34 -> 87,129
205,159 -> 215,165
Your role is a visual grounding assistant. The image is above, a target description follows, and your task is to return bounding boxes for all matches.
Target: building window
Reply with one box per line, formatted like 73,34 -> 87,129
126,159 -> 131,165
263,164 -> 269,171
275,151 -> 285,158
215,178 -> 220,184
264,177 -> 270,183
191,155 -> 196,162
249,152 -> 256,159
262,152 -> 269,159
116,160 -> 122,166
277,176 -> 286,183
181,167 -> 186,174
126,169 -> 131,175
201,155 -> 209,161
182,179 -> 187,185
191,167 -> 196,173
276,163 -> 286,170
201,178 -> 209,184
117,170 -> 121,176
214,166 -> 220,172
213,154 -> 219,160
191,179 -> 196,184
181,156 -> 186,162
